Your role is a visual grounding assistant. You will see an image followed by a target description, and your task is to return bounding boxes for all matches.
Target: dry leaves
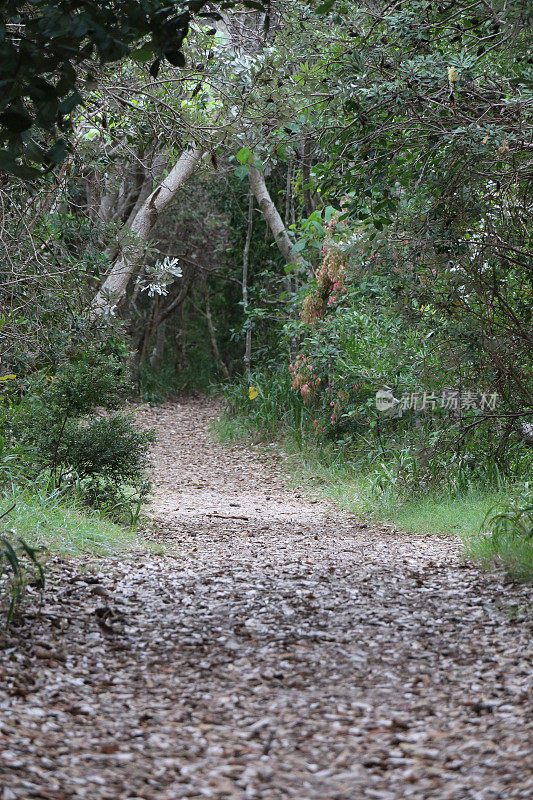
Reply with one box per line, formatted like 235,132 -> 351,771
0,399 -> 531,799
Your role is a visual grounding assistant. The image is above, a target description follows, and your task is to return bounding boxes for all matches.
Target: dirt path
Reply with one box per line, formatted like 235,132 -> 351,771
1,399 -> 531,800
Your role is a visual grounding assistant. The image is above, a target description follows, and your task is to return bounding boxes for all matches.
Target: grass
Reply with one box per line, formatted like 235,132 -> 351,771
387,493 -> 501,538
213,410 -> 533,581
212,413 -> 263,444
464,529 -> 533,583
0,486 -> 143,559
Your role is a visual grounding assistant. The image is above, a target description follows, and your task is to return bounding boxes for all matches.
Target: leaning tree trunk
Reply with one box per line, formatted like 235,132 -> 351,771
204,279 -> 230,380
248,164 -> 306,270
125,149 -> 167,228
242,188 -> 254,380
92,146 -> 204,316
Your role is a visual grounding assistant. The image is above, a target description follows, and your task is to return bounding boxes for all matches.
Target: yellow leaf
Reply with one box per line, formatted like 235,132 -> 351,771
248,387 -> 258,400
0,374 -> 16,382
482,136 -> 488,144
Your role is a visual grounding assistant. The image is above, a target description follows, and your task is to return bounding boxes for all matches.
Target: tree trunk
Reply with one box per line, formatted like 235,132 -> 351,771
92,146 -> 204,315
97,180 -> 119,225
302,136 -> 320,217
150,320 -> 167,370
174,304 -> 187,374
125,149 -> 167,227
136,271 -> 193,374
139,294 -> 159,368
242,189 -> 254,379
204,279 -> 230,380
248,164 -> 306,270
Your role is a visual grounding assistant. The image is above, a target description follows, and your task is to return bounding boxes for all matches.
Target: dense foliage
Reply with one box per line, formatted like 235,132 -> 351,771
220,0 -> 532,497
0,1 -> 531,578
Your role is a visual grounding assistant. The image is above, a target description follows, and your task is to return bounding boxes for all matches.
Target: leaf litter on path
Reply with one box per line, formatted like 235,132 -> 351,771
0,399 -> 531,799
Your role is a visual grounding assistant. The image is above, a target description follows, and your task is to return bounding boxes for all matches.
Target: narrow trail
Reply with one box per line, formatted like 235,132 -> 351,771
1,399 -> 531,800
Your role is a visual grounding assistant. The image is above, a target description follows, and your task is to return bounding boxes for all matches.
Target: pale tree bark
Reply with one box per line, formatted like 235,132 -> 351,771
92,145 -> 204,315
301,136 -> 320,217
248,164 -> 306,270
97,180 -> 119,225
242,188 -> 254,380
125,149 -> 166,227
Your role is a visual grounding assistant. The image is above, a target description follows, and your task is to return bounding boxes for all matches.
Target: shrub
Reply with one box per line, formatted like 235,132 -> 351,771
15,347 -> 153,517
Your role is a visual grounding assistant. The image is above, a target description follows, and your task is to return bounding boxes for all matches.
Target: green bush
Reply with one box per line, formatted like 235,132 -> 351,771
12,347 -> 154,517
225,217 -> 532,498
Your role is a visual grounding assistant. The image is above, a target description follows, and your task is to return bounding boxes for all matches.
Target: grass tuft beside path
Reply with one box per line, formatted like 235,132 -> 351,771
0,488 -> 140,558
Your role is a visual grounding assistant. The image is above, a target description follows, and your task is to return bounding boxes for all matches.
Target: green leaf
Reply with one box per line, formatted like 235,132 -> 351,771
7,591 -> 20,624
45,139 -> 68,165
0,536 -> 20,577
19,539 -> 45,588
59,90 -> 83,115
240,1 -> 266,9
234,164 -> 249,180
236,147 -> 252,165
0,149 -> 40,179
